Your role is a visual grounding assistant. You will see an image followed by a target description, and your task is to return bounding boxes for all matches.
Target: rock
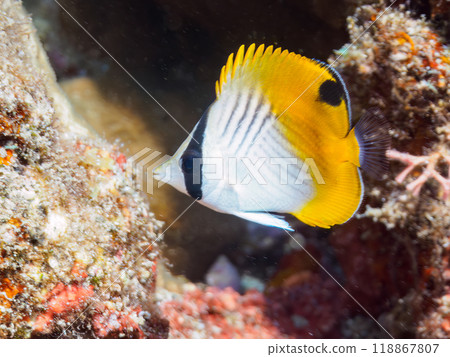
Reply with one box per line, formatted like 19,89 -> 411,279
328,4 -> 449,338
0,0 -> 167,338
205,255 -> 240,291
159,286 -> 287,338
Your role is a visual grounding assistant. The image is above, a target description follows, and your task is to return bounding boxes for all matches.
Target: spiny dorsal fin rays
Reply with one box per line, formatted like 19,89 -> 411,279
231,44 -> 245,78
218,65 -> 226,95
217,44 -> 253,96
215,80 -> 219,96
226,52 -> 234,80
216,44 -> 277,97
217,44 -> 304,97
242,43 -> 255,66
272,46 -> 282,57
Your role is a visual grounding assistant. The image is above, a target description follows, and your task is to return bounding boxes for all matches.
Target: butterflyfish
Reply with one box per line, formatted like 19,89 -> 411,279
154,44 -> 390,230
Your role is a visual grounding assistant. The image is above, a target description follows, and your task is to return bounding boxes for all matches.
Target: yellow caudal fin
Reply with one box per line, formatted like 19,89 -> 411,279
293,162 -> 363,228
215,44 -> 352,139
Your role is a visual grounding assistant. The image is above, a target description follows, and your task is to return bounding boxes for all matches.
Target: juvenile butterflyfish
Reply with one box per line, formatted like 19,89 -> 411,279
154,44 -> 390,230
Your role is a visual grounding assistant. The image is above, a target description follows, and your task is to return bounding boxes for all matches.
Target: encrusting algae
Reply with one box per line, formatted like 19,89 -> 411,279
329,3 -> 449,337
0,0 -> 168,338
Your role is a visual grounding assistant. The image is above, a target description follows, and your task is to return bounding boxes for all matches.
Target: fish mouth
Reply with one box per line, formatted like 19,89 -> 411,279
152,158 -> 172,182
152,163 -> 164,180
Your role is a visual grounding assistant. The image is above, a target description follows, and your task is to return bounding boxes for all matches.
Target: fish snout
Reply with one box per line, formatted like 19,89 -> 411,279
152,157 -> 175,183
153,160 -> 167,181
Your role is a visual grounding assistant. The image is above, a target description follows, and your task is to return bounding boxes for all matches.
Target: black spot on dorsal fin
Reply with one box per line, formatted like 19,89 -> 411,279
319,79 -> 344,107
312,60 -> 352,126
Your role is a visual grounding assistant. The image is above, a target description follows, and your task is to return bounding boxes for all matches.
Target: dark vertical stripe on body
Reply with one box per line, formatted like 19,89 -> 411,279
231,94 -> 252,141
263,131 -> 292,159
238,98 -> 263,153
243,110 -> 274,157
223,93 -> 251,149
221,95 -> 240,137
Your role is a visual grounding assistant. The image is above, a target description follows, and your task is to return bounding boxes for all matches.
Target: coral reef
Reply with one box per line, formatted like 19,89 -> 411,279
159,286 -> 287,338
2,0 -> 448,340
60,77 -> 173,221
417,244 -> 450,338
0,0 -> 167,338
265,271 -> 352,338
33,282 -> 95,335
328,3 -> 449,337
157,242 -> 376,339
387,148 -> 450,199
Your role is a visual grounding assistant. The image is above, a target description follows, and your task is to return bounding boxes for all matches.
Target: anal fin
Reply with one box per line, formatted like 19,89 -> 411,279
234,211 -> 294,231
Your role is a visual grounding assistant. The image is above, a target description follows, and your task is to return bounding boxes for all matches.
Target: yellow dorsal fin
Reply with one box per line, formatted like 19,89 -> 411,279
215,44 -> 351,138
231,45 -> 245,78
216,44 -> 267,96
242,43 -> 255,66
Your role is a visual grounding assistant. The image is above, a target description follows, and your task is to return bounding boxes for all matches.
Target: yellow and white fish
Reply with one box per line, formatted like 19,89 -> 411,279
154,44 -> 389,230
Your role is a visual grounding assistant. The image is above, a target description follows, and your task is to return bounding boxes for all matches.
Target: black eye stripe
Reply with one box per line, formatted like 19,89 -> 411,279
180,155 -> 194,174
182,110 -> 208,200
180,149 -> 203,176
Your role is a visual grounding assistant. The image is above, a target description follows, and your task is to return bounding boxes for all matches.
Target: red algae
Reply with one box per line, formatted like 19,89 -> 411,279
33,283 -> 95,334
266,272 -> 351,339
160,286 -> 287,338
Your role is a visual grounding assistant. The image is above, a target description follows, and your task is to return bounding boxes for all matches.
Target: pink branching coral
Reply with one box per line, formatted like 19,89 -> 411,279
387,149 -> 450,199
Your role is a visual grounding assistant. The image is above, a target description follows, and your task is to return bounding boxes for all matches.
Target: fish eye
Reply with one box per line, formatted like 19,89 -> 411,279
180,150 -> 201,174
